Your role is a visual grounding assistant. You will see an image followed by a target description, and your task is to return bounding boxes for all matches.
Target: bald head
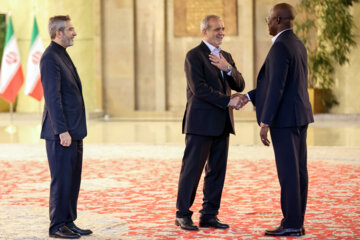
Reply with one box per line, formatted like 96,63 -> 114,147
273,3 -> 295,28
267,3 -> 295,36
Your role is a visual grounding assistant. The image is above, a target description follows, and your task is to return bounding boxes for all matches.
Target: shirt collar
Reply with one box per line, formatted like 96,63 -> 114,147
272,28 -> 292,43
202,40 -> 221,54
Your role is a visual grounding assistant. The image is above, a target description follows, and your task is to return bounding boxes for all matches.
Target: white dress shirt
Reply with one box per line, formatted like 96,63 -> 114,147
272,28 -> 292,43
202,40 -> 232,76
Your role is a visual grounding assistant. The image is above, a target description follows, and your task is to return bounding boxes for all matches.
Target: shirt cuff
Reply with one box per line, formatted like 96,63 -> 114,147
246,93 -> 251,101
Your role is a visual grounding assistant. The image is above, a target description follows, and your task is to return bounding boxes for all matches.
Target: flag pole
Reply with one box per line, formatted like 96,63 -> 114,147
10,102 -> 13,122
8,12 -> 13,126
5,102 -> 16,134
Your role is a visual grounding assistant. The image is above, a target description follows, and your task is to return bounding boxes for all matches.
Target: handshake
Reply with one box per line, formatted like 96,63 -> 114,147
228,93 -> 249,110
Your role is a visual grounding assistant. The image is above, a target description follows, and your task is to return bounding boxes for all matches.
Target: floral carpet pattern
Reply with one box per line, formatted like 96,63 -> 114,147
0,144 -> 359,239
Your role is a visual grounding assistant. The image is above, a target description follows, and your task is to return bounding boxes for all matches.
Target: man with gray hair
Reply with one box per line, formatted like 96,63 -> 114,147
40,15 -> 91,238
175,15 -> 245,230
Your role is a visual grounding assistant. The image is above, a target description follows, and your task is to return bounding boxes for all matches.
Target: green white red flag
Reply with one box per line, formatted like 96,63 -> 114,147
0,15 -> 24,103
24,17 -> 43,101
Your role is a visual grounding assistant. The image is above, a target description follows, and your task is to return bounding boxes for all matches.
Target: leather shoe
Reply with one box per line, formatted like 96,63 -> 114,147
199,216 -> 229,229
265,226 -> 305,236
175,217 -> 199,230
66,224 -> 93,235
49,226 -> 80,239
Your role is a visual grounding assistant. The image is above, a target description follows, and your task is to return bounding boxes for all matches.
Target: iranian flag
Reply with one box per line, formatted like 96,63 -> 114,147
0,15 -> 24,103
24,17 -> 43,101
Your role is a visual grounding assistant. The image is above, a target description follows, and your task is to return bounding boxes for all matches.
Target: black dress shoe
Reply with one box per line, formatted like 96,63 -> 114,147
49,226 -> 80,239
66,224 -> 93,236
175,217 -> 199,231
265,226 -> 305,236
199,217 -> 229,229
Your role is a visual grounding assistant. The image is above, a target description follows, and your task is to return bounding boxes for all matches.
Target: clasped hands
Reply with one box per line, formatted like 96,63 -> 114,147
229,95 -> 271,147
210,53 -> 269,146
229,93 -> 249,110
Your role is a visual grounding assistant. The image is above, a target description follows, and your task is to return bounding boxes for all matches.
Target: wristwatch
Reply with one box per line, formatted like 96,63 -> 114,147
226,65 -> 233,73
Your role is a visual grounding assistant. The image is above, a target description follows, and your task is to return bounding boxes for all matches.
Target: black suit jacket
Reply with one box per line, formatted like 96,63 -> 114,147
182,41 -> 245,136
248,30 -> 314,127
40,41 -> 87,140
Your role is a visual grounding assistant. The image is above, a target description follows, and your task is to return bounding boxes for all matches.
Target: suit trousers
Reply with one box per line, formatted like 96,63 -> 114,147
270,125 -> 308,228
176,132 -> 229,218
46,140 -> 83,234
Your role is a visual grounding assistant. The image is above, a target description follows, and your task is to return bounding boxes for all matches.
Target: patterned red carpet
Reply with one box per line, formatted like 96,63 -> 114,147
0,144 -> 359,239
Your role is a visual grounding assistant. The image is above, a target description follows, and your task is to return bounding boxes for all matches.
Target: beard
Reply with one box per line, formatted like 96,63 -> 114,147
61,37 -> 74,47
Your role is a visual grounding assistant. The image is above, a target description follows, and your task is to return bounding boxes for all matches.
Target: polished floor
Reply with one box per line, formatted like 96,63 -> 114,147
0,113 -> 360,146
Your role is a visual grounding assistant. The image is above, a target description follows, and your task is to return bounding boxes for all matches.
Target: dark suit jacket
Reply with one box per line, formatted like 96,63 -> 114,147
248,30 -> 314,127
182,41 -> 245,136
40,41 -> 87,140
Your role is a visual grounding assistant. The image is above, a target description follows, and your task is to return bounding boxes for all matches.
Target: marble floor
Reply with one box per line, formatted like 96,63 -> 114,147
0,113 -> 360,146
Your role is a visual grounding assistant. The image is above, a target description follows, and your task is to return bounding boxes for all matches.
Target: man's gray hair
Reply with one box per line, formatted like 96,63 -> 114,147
200,15 -> 222,31
48,15 -> 71,39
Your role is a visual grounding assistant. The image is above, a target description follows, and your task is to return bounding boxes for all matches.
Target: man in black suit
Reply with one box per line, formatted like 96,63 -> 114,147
40,15 -> 92,239
175,15 -> 245,231
238,3 -> 314,237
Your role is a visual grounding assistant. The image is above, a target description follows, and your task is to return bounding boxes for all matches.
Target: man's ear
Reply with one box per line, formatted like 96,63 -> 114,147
276,16 -> 281,24
201,29 -> 207,36
55,30 -> 63,39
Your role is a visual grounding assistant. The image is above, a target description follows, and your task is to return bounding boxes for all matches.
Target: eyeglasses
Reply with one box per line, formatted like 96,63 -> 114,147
265,16 -> 276,23
265,16 -> 292,23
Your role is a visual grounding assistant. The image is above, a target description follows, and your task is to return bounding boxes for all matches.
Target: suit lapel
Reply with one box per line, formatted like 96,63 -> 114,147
200,42 -> 223,75
220,51 -> 233,94
199,42 -> 227,92
67,61 -> 83,93
57,50 -> 83,94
